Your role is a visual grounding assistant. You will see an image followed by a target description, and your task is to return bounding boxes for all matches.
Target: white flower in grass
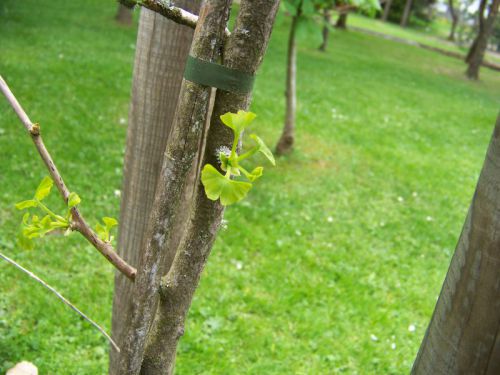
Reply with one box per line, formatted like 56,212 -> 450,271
327,216 -> 333,223
370,334 -> 378,342
114,189 -> 121,198
426,216 -> 433,222
391,342 -> 396,350
408,324 -> 416,332
397,196 -> 404,202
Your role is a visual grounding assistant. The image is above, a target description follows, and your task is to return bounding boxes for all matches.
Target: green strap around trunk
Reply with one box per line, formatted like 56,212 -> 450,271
184,55 -> 255,94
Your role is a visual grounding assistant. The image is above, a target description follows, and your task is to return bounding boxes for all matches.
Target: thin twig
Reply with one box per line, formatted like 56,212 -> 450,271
0,251 -> 120,352
122,0 -> 231,36
0,75 -> 136,281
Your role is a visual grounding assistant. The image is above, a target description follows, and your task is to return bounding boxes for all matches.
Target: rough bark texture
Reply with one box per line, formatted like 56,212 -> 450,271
275,2 -> 301,156
400,0 -> 413,27
335,12 -> 348,29
466,0 -> 499,80
109,2 -> 199,373
382,0 -> 393,22
412,113 -> 500,374
139,1 -> 280,373
447,0 -> 458,41
319,8 -> 332,51
117,1 -> 232,373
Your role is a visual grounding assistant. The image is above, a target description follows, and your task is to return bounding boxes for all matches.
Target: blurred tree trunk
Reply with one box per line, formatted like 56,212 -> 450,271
275,0 -> 303,155
109,2 -> 200,374
465,0 -> 499,79
116,3 -> 133,25
400,0 -> 413,27
447,0 -> 458,40
382,0 -> 393,21
412,112 -> 500,374
335,12 -> 348,29
319,8 -> 332,51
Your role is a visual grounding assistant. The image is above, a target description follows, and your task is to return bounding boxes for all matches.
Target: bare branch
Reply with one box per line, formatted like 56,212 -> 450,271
0,75 -> 137,281
121,0 -> 231,36
0,251 -> 120,352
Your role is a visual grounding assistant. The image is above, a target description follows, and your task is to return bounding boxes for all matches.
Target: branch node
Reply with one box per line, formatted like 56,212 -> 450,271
30,123 -> 40,136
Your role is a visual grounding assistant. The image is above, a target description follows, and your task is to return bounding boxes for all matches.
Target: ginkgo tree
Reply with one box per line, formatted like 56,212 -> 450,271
0,0 -> 281,374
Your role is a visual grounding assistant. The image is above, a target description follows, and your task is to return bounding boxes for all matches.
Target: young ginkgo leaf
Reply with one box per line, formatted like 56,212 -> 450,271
220,110 -> 257,135
201,164 -> 252,206
67,192 -> 81,208
34,176 -> 54,201
248,166 -> 264,182
15,200 -> 37,210
250,134 -> 275,166
102,217 -> 118,231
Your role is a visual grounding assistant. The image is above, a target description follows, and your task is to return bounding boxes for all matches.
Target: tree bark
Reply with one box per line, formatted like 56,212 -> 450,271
116,3 -> 134,25
466,0 -> 499,79
412,112 -> 500,374
116,1 -> 231,373
335,12 -> 348,29
382,0 -> 393,22
400,0 -> 413,27
109,2 -> 200,374
139,2 -> 280,373
447,0 -> 458,41
319,8 -> 332,52
275,1 -> 302,156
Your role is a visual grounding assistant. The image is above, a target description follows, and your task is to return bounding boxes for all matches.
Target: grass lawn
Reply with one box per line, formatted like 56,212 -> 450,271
347,13 -> 500,65
1,1 -> 499,374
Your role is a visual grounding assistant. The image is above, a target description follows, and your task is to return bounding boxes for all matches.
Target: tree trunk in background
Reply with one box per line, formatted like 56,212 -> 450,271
447,0 -> 458,41
116,3 -> 133,26
466,0 -> 499,79
275,1 -> 302,155
465,0 -> 487,63
400,0 -> 413,27
319,8 -> 332,51
109,2 -> 200,374
335,12 -> 348,29
382,0 -> 393,21
412,113 -> 500,374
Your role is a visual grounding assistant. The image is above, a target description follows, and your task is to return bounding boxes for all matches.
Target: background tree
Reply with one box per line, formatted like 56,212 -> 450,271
447,0 -> 459,40
382,0 -> 394,21
115,3 -> 134,25
276,0 -> 379,155
412,112 -> 500,374
400,0 -> 414,26
109,1 -> 200,373
465,0 -> 500,79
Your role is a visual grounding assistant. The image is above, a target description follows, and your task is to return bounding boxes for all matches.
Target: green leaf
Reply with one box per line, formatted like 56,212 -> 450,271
201,164 -> 252,206
250,134 -> 276,166
34,176 -> 53,201
95,223 -> 108,242
15,200 -> 37,210
102,217 -> 118,231
220,110 -> 257,135
248,167 -> 264,182
67,192 -> 81,208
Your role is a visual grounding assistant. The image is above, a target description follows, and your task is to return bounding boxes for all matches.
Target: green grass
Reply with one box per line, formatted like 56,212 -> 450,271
347,13 -> 500,65
0,1 -> 499,374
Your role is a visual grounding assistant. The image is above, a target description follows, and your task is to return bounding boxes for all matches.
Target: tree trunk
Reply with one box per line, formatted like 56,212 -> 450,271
335,12 -> 348,29
382,0 -> 393,22
466,0 -> 487,63
275,2 -> 302,156
319,8 -> 332,52
412,112 -> 500,374
400,0 -> 413,27
108,2 -> 200,374
117,1 -> 233,373
130,1 -> 279,373
466,0 -> 499,80
116,3 -> 134,26
447,0 -> 458,41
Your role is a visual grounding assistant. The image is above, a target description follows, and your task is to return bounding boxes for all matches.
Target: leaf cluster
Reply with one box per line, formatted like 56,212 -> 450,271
201,111 -> 275,206
15,176 -> 118,249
